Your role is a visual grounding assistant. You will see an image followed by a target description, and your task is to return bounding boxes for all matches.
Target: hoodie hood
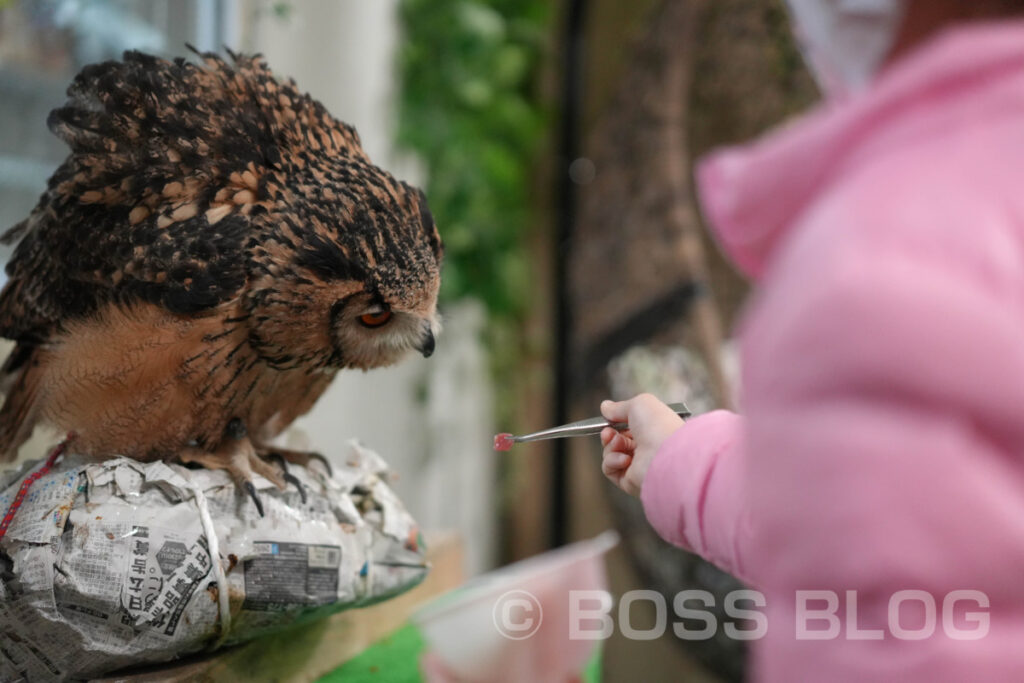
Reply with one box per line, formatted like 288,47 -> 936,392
696,19 -> 1024,280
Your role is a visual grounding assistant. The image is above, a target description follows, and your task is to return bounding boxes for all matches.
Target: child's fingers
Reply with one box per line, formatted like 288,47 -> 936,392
600,399 -> 629,423
606,431 -> 636,455
601,428 -> 634,451
600,420 -> 638,492
602,451 -> 631,477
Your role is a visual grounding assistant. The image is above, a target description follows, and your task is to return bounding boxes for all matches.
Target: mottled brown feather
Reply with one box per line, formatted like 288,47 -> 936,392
0,49 -> 443,469
30,302 -> 337,461
0,346 -> 43,457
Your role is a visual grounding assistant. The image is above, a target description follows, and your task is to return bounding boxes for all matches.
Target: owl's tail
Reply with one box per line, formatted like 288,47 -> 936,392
0,344 -> 43,462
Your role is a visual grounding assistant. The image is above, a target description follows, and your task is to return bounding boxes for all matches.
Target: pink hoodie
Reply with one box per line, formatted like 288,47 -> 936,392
641,20 -> 1024,682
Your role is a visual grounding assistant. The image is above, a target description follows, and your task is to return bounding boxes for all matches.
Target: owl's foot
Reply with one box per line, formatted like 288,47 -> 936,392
179,423 -> 287,517
253,444 -> 333,478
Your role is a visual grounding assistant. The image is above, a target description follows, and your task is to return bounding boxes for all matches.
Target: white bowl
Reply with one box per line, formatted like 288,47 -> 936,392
413,531 -> 619,682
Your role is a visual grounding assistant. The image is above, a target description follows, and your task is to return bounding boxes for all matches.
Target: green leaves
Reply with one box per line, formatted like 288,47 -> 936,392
397,0 -> 550,322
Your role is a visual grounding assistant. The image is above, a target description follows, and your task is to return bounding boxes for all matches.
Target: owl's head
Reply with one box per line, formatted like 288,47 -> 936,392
32,47 -> 442,372
229,59 -> 443,371
244,168 -> 443,371
308,178 -> 443,371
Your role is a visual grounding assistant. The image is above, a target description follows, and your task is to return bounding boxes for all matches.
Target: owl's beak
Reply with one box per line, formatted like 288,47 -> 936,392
419,328 -> 436,358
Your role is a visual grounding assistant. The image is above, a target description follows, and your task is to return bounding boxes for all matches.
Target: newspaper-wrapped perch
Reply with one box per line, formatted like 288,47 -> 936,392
0,441 -> 427,681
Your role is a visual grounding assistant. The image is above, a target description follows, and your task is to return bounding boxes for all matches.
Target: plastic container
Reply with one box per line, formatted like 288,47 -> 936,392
413,531 -> 619,682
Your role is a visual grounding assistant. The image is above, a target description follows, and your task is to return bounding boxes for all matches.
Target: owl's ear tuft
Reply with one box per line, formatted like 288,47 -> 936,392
415,189 -> 443,260
295,232 -> 368,282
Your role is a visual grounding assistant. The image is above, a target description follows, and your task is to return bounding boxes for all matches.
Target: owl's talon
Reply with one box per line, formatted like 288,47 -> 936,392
253,444 -> 333,478
270,453 -> 307,504
244,480 -> 265,517
284,470 -> 307,504
310,452 -> 333,478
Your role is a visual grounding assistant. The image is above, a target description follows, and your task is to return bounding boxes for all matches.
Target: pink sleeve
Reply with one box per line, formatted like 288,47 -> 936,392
739,223 -> 1024,678
640,410 -> 753,583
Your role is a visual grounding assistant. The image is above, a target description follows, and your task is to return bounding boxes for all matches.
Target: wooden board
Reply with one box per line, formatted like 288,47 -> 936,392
94,532 -> 464,683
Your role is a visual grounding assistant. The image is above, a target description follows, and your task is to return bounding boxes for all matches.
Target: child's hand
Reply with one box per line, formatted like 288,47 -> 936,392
599,394 -> 684,497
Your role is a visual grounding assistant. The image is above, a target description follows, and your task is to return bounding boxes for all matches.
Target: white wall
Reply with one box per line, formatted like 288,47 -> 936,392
243,0 -> 400,166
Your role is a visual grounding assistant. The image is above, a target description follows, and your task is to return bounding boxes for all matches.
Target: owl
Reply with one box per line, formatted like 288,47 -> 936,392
0,49 -> 443,514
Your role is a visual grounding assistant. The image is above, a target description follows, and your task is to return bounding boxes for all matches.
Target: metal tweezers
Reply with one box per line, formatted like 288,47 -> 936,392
505,402 -> 690,445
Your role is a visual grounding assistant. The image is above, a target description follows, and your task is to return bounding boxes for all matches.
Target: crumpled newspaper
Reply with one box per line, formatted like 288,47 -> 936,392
0,441 -> 427,681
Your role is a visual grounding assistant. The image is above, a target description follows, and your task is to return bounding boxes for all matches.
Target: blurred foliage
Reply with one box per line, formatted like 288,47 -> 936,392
270,2 -> 292,20
396,0 -> 550,324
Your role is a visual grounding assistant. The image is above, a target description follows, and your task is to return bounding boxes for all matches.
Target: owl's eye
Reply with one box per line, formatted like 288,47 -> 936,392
359,309 -> 392,328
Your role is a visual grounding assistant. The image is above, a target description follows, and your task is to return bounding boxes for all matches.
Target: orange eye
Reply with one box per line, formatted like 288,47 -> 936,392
359,310 -> 392,328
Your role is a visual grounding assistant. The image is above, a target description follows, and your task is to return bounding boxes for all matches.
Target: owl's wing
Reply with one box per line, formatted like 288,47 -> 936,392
0,208 -> 251,343
0,51 -> 275,342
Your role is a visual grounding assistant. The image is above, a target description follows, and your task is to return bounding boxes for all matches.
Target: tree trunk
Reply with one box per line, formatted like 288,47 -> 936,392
566,1 -> 816,679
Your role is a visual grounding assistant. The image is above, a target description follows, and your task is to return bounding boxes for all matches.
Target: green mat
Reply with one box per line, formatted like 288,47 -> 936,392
317,623 -> 602,683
